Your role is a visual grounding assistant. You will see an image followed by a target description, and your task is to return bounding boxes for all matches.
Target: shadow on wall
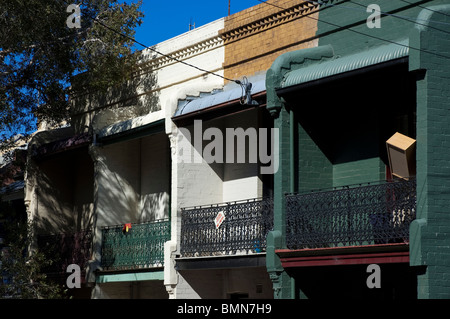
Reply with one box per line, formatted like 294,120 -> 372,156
73,69 -> 160,133
97,173 -> 170,227
140,192 -> 169,222
95,134 -> 171,227
32,146 -> 95,235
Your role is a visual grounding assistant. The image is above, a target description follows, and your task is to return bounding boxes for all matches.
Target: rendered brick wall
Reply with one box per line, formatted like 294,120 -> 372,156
94,131 -> 170,228
95,139 -> 141,227
140,133 -> 171,221
28,145 -> 95,234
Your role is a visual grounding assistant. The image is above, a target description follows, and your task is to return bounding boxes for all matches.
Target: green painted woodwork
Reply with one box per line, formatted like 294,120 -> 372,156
96,270 -> 164,283
265,45 -> 334,116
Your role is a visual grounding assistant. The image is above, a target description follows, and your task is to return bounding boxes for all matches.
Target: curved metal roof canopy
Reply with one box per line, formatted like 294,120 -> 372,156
279,39 -> 409,92
173,73 -> 266,118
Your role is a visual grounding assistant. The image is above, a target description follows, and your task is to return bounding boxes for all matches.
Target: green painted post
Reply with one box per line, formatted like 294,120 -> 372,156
265,45 -> 335,299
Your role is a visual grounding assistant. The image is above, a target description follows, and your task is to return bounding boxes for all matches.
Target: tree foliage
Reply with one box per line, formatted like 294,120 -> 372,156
0,216 -> 68,299
0,0 -> 144,152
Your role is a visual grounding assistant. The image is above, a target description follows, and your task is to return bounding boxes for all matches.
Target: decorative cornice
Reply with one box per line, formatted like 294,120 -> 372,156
138,35 -> 224,74
220,1 -> 319,45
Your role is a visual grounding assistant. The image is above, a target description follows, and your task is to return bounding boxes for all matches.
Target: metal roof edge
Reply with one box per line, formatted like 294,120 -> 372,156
280,39 -> 410,90
173,72 -> 267,118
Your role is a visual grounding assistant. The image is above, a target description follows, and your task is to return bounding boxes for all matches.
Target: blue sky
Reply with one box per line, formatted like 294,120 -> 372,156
134,0 -> 261,47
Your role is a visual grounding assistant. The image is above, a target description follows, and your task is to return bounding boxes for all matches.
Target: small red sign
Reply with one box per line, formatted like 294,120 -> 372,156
214,211 -> 225,229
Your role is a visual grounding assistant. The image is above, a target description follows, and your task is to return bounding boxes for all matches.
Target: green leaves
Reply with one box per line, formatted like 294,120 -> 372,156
0,219 -> 68,299
0,0 -> 144,150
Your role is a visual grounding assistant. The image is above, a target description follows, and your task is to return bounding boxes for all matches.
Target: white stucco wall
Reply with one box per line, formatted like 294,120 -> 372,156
94,131 -> 170,228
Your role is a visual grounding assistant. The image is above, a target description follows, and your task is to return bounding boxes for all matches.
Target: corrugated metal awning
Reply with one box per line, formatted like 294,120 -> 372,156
279,39 -> 409,91
173,73 -> 266,118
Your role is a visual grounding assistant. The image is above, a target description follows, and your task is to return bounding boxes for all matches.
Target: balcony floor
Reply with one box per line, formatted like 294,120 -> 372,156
175,253 -> 267,270
276,243 -> 409,268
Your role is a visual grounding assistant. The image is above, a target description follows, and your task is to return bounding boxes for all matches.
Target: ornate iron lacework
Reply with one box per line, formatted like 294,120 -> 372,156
100,219 -> 170,271
38,229 -> 93,274
286,179 -> 417,249
180,198 -> 274,257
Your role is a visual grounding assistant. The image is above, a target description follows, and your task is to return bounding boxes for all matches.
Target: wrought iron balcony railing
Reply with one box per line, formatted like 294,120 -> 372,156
180,198 -> 274,257
286,178 -> 416,249
100,219 -> 170,271
38,229 -> 93,275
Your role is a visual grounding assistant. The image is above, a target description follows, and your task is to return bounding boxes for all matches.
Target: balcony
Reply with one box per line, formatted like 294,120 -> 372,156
180,198 -> 273,257
100,219 -> 170,271
285,178 -> 416,250
38,229 -> 93,275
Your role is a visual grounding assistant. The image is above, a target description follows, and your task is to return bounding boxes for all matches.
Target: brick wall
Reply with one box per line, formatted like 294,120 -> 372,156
332,159 -> 385,188
221,0 -> 319,82
317,0 -> 431,56
297,122 -> 332,193
409,3 -> 450,299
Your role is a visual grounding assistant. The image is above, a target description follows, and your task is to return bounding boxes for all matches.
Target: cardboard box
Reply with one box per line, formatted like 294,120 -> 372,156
386,132 -> 416,180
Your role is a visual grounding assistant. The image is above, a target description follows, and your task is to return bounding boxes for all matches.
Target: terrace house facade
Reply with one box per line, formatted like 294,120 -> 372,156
23,0 -> 319,299
17,0 -> 450,300
265,0 -> 450,299
25,17 -> 226,298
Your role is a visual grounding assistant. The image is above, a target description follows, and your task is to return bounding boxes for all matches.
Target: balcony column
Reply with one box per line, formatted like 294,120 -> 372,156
24,152 -> 40,254
164,131 -> 179,298
164,241 -> 177,299
86,144 -> 104,283
265,47 -> 300,299
265,105 -> 294,298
